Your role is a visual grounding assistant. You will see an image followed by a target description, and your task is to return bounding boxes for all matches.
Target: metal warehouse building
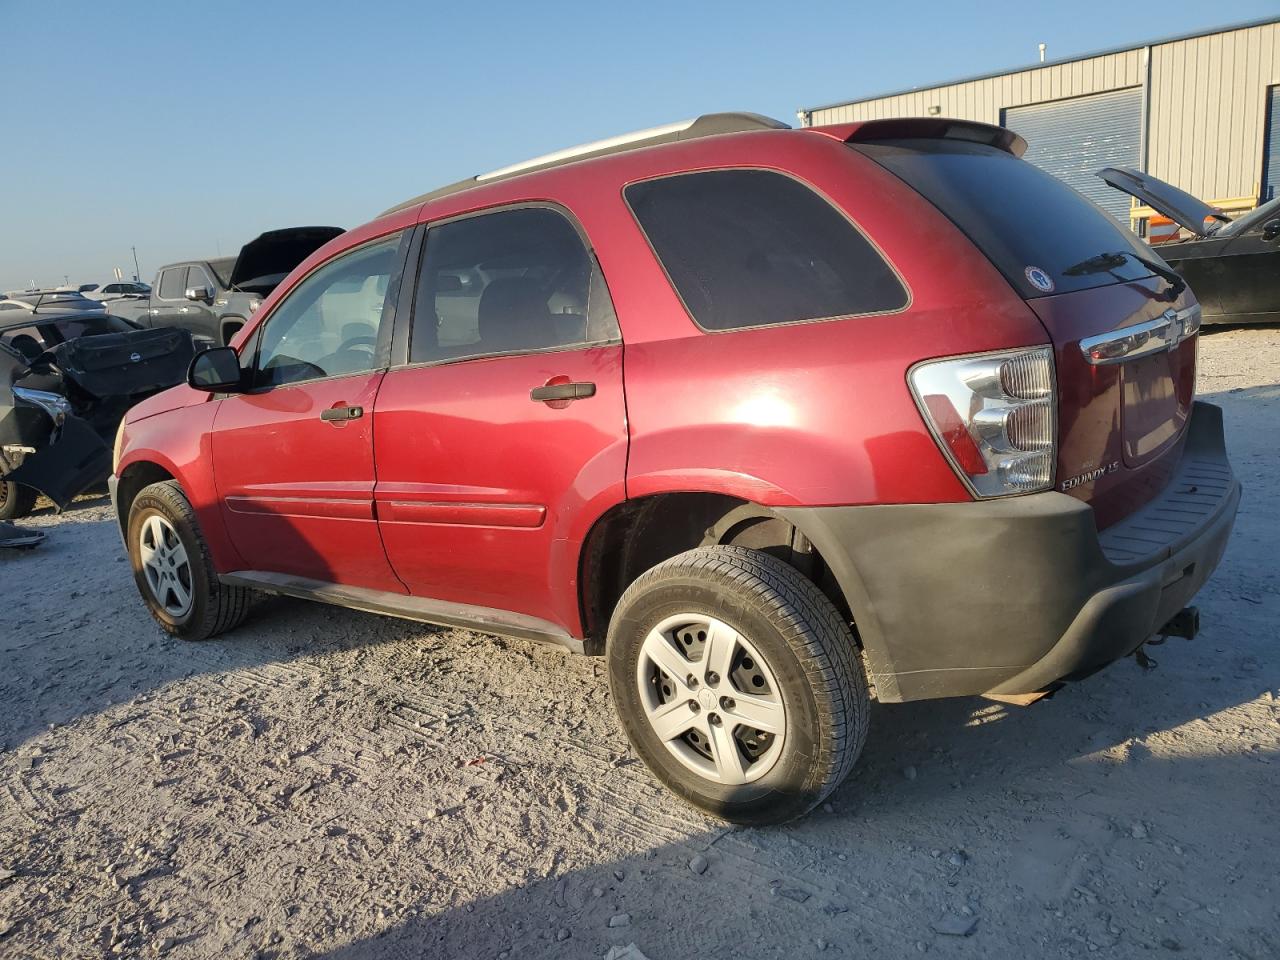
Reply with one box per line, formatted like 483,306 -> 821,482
798,17 -> 1280,231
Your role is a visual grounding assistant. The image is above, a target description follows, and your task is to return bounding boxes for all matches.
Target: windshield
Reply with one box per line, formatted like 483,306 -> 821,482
1216,196 -> 1280,238
207,257 -> 236,287
855,138 -> 1165,298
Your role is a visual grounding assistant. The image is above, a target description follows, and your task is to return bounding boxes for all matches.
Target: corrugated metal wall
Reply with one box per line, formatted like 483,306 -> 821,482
1004,89 -> 1143,222
806,20 -> 1280,207
1147,24 -> 1279,199
810,49 -> 1142,126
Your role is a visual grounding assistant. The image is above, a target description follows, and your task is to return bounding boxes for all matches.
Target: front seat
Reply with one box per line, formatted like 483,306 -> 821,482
477,278 -> 559,354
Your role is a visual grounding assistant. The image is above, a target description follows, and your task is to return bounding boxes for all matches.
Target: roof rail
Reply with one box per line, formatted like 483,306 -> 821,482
379,112 -> 789,217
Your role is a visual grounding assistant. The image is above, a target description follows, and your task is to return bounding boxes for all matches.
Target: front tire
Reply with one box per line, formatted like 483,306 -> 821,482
0,481 -> 38,520
607,546 -> 869,825
127,480 -> 251,640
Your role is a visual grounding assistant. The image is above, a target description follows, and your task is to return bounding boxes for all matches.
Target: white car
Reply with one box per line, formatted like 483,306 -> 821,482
81,281 -> 151,301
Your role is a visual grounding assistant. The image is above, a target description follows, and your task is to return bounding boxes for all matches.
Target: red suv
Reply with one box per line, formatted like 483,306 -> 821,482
111,113 -> 1239,824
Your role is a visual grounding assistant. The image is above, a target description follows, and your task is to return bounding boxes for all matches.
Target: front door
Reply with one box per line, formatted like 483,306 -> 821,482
373,205 -> 627,632
211,232 -> 407,593
1216,219 -> 1280,322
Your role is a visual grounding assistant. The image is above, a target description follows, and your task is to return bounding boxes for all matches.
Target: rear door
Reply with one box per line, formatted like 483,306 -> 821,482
211,232 -> 407,592
148,266 -> 188,331
857,138 -> 1197,528
372,205 -> 626,631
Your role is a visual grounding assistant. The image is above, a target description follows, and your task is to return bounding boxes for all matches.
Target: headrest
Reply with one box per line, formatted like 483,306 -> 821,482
477,278 -> 557,352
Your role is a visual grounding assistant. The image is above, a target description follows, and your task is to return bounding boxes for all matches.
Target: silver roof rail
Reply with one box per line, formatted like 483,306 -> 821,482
379,112 -> 789,217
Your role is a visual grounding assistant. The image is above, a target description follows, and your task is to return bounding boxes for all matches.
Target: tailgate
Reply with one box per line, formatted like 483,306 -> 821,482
51,327 -> 195,399
852,137 -> 1200,529
1028,280 -> 1199,529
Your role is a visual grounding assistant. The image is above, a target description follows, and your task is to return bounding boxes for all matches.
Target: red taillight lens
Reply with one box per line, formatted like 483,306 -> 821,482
921,394 -> 988,476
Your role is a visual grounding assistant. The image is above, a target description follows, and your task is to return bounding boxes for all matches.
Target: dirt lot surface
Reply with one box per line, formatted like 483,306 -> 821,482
1,327 -> 1277,959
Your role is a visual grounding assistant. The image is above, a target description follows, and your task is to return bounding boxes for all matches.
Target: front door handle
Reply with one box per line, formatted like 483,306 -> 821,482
530,381 -> 596,402
320,404 -> 364,422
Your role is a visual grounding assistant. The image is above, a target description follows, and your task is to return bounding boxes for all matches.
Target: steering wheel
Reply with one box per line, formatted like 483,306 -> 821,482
336,335 -> 378,355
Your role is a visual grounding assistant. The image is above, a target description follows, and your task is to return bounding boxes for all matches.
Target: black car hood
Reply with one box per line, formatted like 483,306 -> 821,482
229,226 -> 344,290
1096,166 -> 1227,238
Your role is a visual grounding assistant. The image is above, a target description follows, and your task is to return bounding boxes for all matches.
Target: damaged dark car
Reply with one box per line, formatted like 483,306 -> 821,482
0,301 -> 194,519
1099,166 -> 1280,325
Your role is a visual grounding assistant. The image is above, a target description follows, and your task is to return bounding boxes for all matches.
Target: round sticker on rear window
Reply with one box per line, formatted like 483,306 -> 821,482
1024,265 -> 1055,293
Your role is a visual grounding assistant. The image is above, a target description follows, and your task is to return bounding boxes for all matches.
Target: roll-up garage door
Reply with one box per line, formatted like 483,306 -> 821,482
1003,88 -> 1143,226
1263,85 -> 1280,203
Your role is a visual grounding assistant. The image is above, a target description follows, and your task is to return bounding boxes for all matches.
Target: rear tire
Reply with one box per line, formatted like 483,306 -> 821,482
607,545 -> 869,825
0,481 -> 38,521
127,480 -> 251,640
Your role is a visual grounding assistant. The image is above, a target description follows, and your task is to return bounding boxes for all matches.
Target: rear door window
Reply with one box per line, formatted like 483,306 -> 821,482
157,268 -> 185,300
855,138 -> 1164,298
409,206 -> 619,364
625,169 -> 908,331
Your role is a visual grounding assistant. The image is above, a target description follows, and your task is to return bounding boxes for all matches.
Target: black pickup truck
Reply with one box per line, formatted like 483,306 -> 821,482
108,226 -> 342,346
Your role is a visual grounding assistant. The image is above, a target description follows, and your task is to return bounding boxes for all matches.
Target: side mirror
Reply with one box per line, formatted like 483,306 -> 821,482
187,346 -> 244,392
185,285 -> 214,303
1263,219 -> 1280,243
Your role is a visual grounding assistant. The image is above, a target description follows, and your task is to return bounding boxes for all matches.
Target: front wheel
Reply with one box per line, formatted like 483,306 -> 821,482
0,481 -> 38,521
607,546 -> 870,825
127,480 -> 251,640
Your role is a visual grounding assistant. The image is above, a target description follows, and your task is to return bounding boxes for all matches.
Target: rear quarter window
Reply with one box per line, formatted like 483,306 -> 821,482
625,169 -> 908,331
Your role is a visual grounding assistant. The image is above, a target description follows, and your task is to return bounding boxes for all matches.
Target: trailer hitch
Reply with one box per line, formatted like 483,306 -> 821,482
1160,606 -> 1200,642
1134,606 -> 1201,670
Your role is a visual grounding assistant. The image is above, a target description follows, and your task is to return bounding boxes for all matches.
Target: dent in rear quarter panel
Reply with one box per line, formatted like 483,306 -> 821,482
604,131 -> 1054,506
118,395 -> 244,573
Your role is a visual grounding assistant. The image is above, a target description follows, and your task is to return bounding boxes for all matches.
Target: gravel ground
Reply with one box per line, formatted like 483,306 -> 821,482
1,326 -> 1277,960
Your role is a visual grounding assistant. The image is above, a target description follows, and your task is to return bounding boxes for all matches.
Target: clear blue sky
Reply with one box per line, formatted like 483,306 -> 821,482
3,0 -> 1276,290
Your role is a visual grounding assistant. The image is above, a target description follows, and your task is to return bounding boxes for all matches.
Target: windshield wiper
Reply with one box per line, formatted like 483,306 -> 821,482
1063,250 -> 1186,301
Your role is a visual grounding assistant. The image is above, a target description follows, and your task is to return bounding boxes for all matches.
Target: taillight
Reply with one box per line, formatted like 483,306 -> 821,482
909,346 -> 1056,498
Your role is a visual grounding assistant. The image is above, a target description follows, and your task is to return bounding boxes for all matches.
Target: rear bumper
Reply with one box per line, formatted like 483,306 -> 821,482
781,401 -> 1239,702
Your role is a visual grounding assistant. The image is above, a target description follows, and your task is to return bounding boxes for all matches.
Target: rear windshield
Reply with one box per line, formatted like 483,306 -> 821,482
855,139 -> 1164,299
625,169 -> 908,331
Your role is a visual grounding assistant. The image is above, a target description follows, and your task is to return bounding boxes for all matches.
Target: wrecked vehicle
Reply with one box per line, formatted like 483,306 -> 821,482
1,304 -> 194,519
107,226 -> 344,346
1099,166 -> 1280,325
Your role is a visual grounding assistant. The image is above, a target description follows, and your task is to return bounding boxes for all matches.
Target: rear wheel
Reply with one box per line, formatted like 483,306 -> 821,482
0,481 -> 38,521
607,546 -> 869,825
127,480 -> 251,640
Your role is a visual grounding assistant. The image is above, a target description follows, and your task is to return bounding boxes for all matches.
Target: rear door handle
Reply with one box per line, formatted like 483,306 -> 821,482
320,404 -> 363,422
530,381 -> 596,402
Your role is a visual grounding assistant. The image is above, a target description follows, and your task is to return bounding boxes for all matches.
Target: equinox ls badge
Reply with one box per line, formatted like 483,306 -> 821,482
1061,461 -> 1120,490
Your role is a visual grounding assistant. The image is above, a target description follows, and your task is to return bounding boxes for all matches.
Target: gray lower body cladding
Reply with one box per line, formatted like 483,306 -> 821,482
781,401 -> 1239,703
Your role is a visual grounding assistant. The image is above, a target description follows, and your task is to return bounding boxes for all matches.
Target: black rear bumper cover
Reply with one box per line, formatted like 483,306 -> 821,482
780,401 -> 1239,702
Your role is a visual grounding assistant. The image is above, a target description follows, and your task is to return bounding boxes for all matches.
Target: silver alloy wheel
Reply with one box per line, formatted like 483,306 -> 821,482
138,514 -> 194,618
635,614 -> 787,785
